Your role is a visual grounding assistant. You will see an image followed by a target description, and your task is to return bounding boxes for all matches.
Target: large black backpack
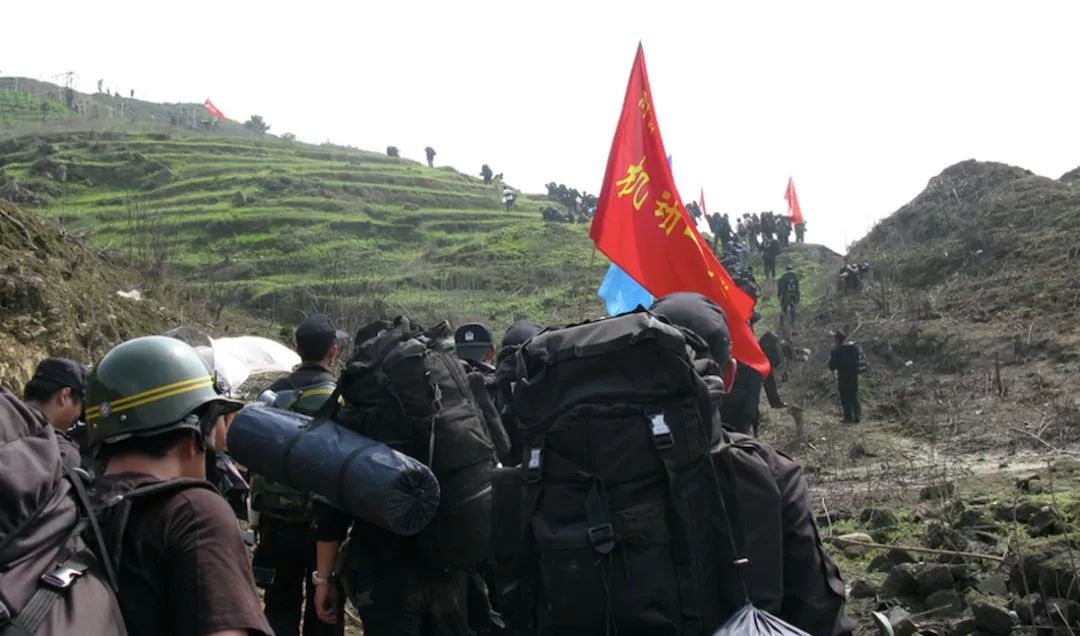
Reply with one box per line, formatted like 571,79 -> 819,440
503,311 -> 723,635
0,387 -> 126,636
336,317 -> 495,566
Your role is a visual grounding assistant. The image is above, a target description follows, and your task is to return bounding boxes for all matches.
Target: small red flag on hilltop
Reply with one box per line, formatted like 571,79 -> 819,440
589,44 -> 770,376
204,99 -> 225,120
785,177 -> 804,225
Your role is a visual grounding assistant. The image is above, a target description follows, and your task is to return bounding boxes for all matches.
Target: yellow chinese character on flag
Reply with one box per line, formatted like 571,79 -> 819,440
654,191 -> 681,235
615,156 -> 651,210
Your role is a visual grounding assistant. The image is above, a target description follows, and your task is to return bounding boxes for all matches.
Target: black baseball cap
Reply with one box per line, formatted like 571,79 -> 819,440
295,314 -> 347,359
28,357 -> 88,397
454,323 -> 495,362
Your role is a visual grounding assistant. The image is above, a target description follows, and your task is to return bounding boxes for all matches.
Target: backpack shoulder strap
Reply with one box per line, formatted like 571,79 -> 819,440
2,467 -> 123,636
1,528 -> 96,636
709,433 -> 751,605
97,478 -> 215,580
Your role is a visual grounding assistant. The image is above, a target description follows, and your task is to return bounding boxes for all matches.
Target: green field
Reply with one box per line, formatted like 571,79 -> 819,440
0,130 -> 605,332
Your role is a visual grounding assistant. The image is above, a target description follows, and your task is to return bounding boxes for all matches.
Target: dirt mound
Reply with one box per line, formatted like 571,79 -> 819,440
0,200 -> 186,388
1060,166 -> 1080,183
785,160 -> 1080,455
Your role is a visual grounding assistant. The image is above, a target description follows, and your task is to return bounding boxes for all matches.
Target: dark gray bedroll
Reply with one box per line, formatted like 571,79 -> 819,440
228,404 -> 440,536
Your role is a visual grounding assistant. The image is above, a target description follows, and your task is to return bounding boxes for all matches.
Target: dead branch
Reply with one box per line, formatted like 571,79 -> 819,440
1008,427 -> 1063,453
831,537 -> 1004,562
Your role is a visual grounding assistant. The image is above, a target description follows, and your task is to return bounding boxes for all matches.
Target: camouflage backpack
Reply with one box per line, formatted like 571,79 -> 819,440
249,381 -> 336,522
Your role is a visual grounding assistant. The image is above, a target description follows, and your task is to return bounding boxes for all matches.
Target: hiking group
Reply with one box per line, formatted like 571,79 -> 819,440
2,292 -> 861,636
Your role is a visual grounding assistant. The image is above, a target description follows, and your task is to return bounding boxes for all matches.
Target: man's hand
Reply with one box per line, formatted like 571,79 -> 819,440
314,581 -> 338,624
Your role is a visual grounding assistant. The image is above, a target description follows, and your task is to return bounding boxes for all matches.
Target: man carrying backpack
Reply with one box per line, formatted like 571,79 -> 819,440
649,294 -> 852,635
762,237 -> 781,279
455,322 -> 513,466
312,317 -> 496,636
829,329 -> 865,424
22,357 -> 88,469
249,313 -> 344,636
777,266 -> 800,328
87,336 -> 272,636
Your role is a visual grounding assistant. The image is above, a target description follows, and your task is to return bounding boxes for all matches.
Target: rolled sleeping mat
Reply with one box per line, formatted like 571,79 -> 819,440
227,404 -> 440,536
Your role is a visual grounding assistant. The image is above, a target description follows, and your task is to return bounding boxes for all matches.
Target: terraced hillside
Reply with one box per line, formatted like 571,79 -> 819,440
0,131 -> 603,331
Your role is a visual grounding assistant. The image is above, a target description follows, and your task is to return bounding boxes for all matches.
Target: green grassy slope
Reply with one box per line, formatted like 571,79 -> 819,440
0,130 -> 605,332
746,242 -> 842,333
1,77 -> 251,136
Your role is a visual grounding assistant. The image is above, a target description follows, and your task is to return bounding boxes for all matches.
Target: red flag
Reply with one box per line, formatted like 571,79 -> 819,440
785,177 -> 804,225
590,45 -> 770,376
204,99 -> 225,120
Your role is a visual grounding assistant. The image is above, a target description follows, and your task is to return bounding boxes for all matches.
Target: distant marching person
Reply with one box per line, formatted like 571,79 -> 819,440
503,186 -> 516,212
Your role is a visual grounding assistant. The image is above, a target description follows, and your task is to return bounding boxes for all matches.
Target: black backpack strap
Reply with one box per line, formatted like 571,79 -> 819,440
0,467 -> 123,636
1,539 -> 95,636
63,465 -> 118,592
97,478 -> 215,579
709,434 -> 750,604
313,386 -> 343,420
649,408 -> 706,633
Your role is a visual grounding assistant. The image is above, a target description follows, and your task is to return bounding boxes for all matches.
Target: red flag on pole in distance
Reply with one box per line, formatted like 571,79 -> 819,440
589,44 -> 770,376
785,177 -> 804,225
204,99 -> 225,120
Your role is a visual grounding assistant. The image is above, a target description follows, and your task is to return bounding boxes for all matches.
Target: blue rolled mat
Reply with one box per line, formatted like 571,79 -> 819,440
227,404 -> 440,536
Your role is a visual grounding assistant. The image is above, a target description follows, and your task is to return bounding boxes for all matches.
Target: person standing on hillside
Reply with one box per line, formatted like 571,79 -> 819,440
503,186 -> 517,212
253,314 -> 344,636
778,265 -> 801,328
759,329 -> 786,411
481,164 -> 494,185
717,213 -> 733,248
795,219 -> 806,243
425,146 -> 436,168
828,329 -> 863,424
87,336 -> 272,636
762,237 -> 781,279
778,215 -> 792,247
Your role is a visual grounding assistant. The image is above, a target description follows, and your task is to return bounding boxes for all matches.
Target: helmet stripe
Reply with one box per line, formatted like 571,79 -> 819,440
85,375 -> 214,422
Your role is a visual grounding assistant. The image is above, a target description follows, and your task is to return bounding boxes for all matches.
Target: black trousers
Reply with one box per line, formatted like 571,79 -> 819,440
838,378 -> 861,422
356,565 -> 472,636
252,517 -> 336,636
780,301 -> 797,327
763,256 -> 777,279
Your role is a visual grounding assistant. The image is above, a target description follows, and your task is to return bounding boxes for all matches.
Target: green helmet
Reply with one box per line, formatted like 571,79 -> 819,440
85,335 -> 243,447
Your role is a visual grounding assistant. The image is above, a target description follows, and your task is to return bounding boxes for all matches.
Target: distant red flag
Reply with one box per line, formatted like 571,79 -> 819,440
204,99 -> 225,120
590,44 -> 770,376
785,177 -> 804,225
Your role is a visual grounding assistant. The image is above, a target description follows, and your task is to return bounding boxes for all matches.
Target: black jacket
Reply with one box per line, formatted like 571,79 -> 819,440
828,343 -> 861,382
266,362 -> 335,392
720,362 -> 762,435
777,272 -> 800,303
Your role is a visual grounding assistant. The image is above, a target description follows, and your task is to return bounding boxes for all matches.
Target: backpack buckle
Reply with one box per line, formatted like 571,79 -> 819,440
41,563 -> 84,589
526,447 -> 542,483
649,413 -> 674,450
587,524 -> 616,554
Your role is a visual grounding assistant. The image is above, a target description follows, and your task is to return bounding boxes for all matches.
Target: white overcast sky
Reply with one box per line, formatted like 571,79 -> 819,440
4,0 -> 1080,253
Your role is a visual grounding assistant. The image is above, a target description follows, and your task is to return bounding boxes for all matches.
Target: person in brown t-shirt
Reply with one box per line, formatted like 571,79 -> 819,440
85,336 -> 272,636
